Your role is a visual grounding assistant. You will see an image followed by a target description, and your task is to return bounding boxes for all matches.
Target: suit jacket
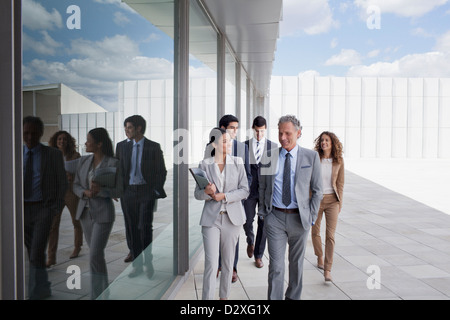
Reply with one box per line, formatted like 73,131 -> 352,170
73,155 -> 123,223
203,139 -> 252,188
39,144 -> 68,214
115,139 -> 129,161
244,138 -> 276,199
330,159 -> 345,211
121,138 -> 167,199
194,155 -> 249,227
258,146 -> 323,230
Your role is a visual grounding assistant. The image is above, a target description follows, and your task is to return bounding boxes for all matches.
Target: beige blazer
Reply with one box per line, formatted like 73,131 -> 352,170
331,160 -> 345,211
73,155 -> 123,223
194,155 -> 249,227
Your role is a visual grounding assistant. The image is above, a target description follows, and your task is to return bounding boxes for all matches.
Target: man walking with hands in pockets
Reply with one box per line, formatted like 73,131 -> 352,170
258,115 -> 323,300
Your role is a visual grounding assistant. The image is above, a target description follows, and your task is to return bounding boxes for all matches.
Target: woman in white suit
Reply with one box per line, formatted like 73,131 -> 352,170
195,127 -> 249,300
73,128 -> 123,299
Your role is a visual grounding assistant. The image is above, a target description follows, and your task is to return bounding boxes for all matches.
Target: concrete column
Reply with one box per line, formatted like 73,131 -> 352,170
0,0 -> 25,300
173,0 -> 190,275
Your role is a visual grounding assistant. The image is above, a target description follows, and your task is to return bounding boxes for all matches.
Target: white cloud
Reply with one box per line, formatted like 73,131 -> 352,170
22,0 -> 63,30
281,0 -> 338,36
23,31 -> 63,56
347,51 -> 450,77
434,30 -> 450,52
367,49 -> 380,58
330,38 -> 339,49
354,0 -> 448,18
113,11 -> 131,26
325,49 -> 362,66
347,30 -> 450,77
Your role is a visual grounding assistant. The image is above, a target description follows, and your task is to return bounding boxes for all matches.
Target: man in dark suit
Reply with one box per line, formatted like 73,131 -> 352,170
244,116 -> 276,268
119,115 -> 167,278
217,114 -> 252,282
23,116 -> 67,299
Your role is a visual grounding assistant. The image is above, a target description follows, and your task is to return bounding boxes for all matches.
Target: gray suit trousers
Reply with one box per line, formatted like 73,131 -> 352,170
80,208 -> 114,300
265,208 -> 309,300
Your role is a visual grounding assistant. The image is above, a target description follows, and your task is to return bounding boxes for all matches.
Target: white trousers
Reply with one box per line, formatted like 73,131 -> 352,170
202,213 -> 241,300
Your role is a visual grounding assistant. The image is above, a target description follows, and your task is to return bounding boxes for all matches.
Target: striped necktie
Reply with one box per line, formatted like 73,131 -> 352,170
255,141 -> 261,164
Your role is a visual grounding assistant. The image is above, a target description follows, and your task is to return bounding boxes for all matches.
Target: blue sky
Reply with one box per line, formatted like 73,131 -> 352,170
23,0 -> 450,110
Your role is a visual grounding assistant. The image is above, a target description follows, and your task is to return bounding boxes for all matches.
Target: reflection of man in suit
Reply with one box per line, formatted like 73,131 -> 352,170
119,115 -> 167,278
259,115 -> 323,300
217,115 -> 251,283
244,116 -> 276,269
115,126 -> 132,263
23,116 -> 67,299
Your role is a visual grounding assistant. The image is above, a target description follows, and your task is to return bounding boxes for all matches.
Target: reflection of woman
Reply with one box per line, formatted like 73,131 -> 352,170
194,127 -> 249,300
311,131 -> 344,282
73,128 -> 123,299
46,131 -> 82,267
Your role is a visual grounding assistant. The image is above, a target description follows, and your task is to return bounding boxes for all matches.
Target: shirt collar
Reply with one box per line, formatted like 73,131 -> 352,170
281,144 -> 298,157
133,138 -> 145,147
24,143 -> 42,154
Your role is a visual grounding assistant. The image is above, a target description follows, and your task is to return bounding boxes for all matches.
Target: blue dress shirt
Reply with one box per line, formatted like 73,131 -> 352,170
129,138 -> 146,185
23,143 -> 43,202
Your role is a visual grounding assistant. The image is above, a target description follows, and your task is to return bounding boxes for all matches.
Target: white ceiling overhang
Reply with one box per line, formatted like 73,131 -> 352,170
123,0 -> 282,96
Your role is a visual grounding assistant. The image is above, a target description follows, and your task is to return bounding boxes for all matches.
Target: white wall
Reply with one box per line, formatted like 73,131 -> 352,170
269,76 -> 450,158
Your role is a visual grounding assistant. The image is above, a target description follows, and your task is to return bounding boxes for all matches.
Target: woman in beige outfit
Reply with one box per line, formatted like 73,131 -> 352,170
311,131 -> 344,282
46,131 -> 83,267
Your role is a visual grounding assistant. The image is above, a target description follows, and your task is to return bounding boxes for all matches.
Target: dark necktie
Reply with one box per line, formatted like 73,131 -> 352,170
282,153 -> 291,207
24,150 -> 33,199
134,144 -> 139,176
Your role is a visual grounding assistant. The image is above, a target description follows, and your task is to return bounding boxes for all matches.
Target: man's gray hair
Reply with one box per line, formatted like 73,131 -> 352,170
278,115 -> 302,131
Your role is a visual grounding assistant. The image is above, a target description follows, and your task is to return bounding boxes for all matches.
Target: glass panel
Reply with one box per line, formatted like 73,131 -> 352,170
22,0 -> 175,300
225,45 -> 236,116
188,0 -> 218,259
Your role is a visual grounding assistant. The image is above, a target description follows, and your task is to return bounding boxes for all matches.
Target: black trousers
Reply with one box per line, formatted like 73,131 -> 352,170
24,202 -> 53,299
243,197 -> 267,259
122,185 -> 155,268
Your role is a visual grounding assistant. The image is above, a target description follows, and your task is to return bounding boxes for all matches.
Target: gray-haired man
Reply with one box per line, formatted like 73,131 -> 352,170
258,115 -> 323,300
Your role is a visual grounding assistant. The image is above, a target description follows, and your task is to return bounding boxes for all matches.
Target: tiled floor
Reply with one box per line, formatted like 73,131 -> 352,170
34,160 -> 450,300
173,169 -> 450,300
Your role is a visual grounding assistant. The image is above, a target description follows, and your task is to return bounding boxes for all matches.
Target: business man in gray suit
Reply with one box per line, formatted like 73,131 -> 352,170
258,115 -> 323,300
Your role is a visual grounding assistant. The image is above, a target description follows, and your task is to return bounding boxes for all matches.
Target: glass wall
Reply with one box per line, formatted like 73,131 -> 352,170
188,0 -> 218,259
22,0 -> 175,300
225,44 -> 236,116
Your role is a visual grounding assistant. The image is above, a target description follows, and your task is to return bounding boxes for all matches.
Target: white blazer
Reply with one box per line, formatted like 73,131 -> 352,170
194,155 -> 249,227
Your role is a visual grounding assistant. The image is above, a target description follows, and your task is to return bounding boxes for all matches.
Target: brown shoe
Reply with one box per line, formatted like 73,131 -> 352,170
247,244 -> 254,258
255,258 -> 264,268
232,269 -> 238,283
70,247 -> 81,259
124,252 -> 133,263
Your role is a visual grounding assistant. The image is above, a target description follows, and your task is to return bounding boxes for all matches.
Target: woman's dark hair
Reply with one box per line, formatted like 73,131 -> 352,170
205,127 -> 227,157
48,130 -> 77,158
88,127 -> 114,157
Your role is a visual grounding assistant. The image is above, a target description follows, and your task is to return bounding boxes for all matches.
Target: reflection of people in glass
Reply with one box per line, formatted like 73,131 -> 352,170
311,131 -> 344,282
23,116 -> 67,300
73,128 -> 123,299
46,131 -> 83,268
119,115 -> 167,279
195,127 -> 249,300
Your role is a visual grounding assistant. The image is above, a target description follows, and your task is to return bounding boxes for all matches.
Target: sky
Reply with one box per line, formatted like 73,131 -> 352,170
22,0 -> 450,111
